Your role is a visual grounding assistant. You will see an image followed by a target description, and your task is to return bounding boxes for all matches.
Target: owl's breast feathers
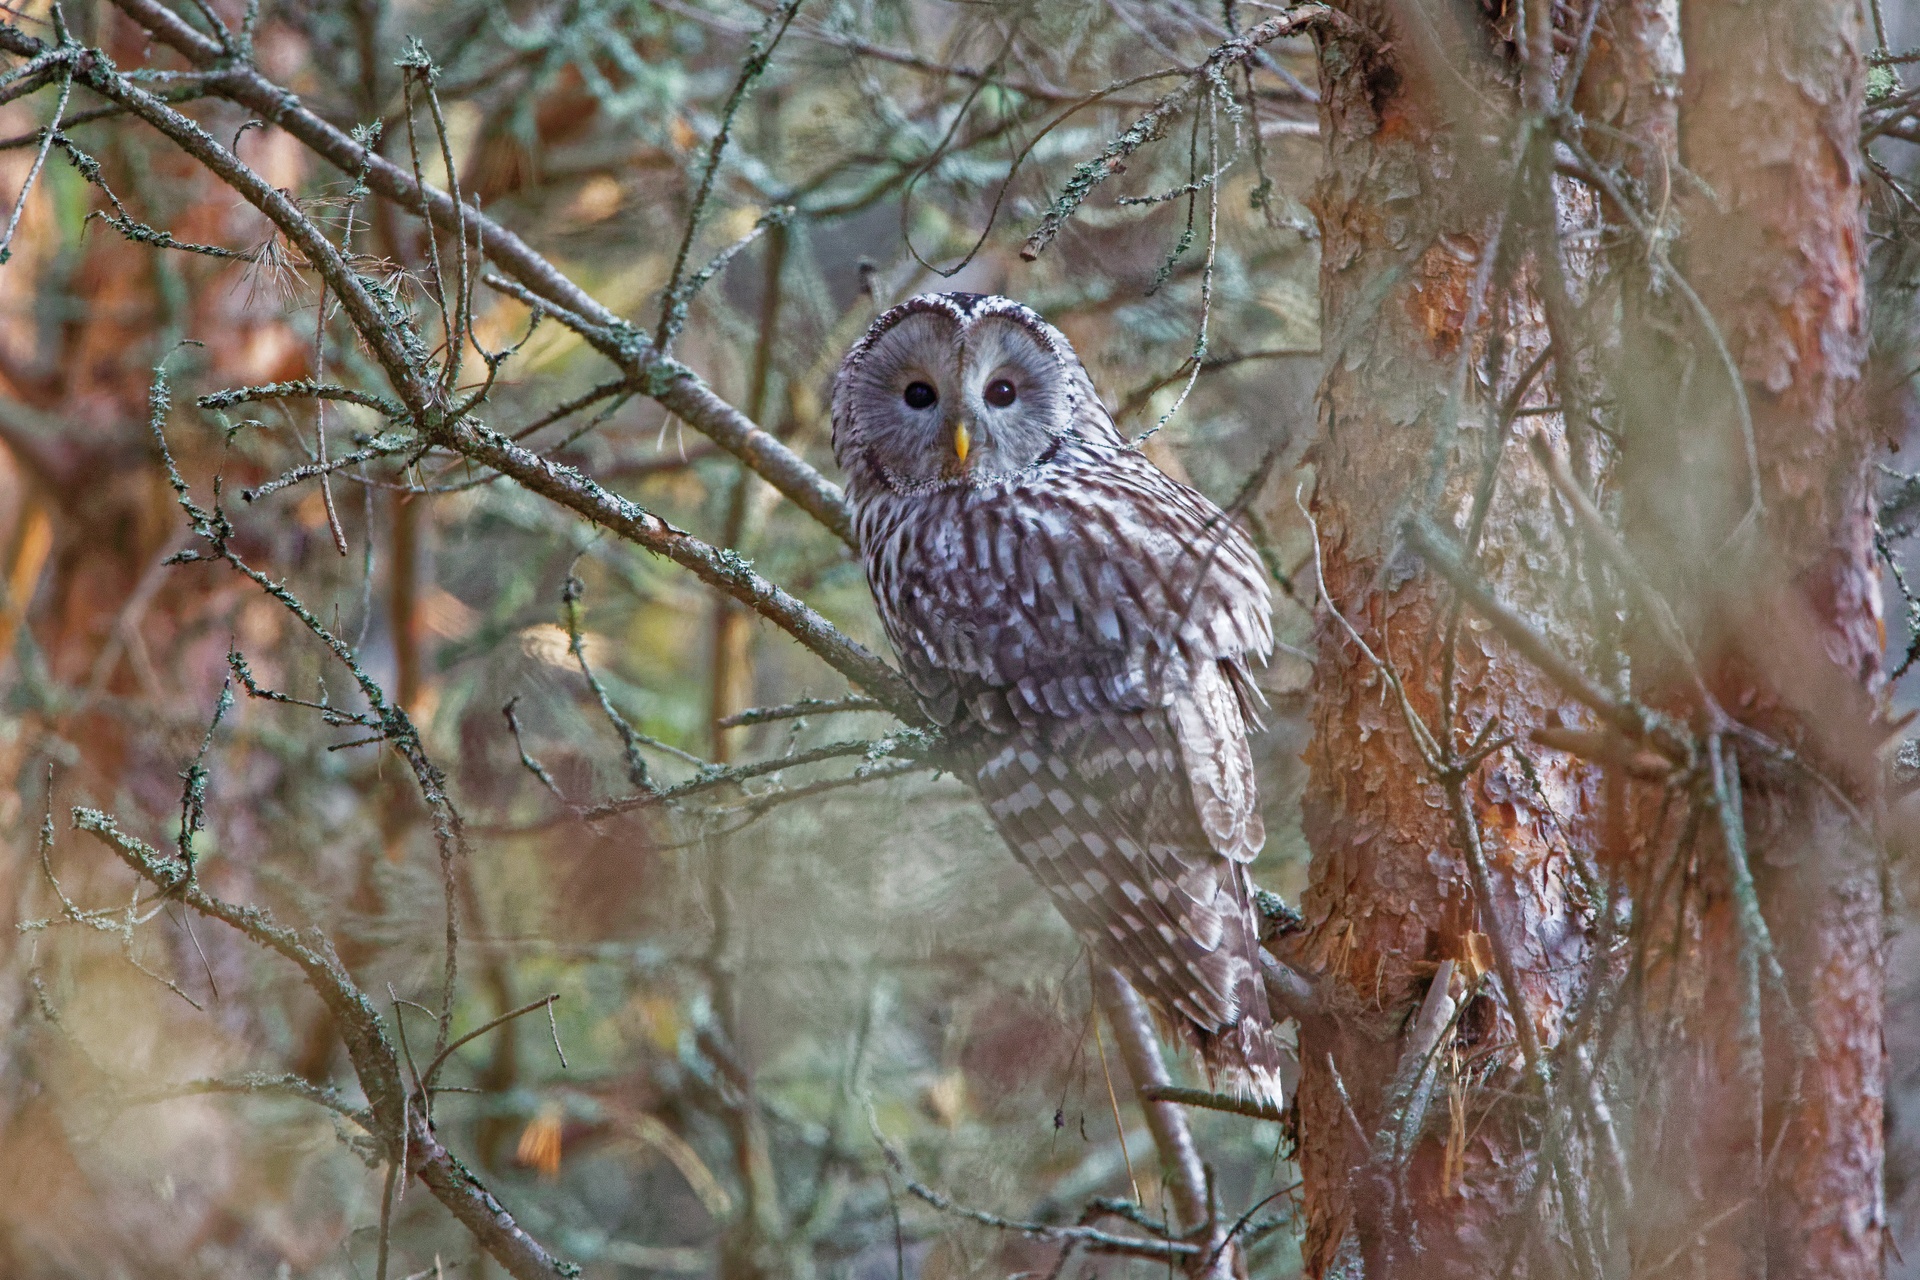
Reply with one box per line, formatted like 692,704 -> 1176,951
857,441 -> 1273,727
853,439 -> 1286,1104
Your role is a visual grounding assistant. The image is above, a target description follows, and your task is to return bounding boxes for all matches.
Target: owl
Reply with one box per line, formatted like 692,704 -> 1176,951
831,292 -> 1284,1104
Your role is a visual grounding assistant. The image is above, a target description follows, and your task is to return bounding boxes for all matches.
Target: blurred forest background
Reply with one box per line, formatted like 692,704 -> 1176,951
0,1 -> 1326,1277
3,0 -> 1919,1277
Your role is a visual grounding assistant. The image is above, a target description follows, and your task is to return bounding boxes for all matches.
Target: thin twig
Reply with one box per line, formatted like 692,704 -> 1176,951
0,63 -> 71,263
421,993 -> 565,1091
1021,5 -> 1342,260
717,695 -> 885,728
867,1104 -> 1200,1260
67,807 -> 575,1280
1139,1086 -> 1286,1125
655,0 -> 805,351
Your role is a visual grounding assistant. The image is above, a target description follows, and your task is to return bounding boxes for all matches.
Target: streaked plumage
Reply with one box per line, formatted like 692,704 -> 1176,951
831,292 -> 1284,1103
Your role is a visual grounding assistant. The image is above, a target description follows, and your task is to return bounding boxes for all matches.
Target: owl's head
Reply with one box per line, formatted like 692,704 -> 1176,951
831,292 -> 1118,495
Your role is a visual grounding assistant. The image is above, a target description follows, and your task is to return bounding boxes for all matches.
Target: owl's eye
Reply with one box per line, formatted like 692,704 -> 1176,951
984,379 -> 1017,408
903,381 -> 938,410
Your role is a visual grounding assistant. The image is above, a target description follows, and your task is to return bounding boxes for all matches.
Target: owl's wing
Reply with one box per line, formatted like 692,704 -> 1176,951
1170,659 -> 1266,862
871,445 -> 1283,1091
973,700 -> 1262,1031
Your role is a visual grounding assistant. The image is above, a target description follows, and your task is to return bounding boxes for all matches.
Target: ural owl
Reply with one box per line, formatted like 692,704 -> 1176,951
831,292 -> 1284,1104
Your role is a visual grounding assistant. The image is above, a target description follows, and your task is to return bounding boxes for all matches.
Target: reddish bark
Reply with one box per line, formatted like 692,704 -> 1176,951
1294,0 -> 1885,1275
1657,0 -> 1883,1273
1291,7 -> 1602,1274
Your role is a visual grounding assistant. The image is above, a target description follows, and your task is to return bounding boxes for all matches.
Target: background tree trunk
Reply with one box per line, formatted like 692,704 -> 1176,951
1291,6 -> 1604,1274
1292,0 -> 1886,1274
1630,0 -> 1883,1273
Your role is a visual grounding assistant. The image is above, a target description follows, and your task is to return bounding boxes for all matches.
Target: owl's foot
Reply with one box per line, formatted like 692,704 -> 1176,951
1252,887 -> 1304,943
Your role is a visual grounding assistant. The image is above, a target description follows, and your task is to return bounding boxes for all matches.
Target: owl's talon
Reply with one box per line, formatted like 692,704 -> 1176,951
1253,887 -> 1304,940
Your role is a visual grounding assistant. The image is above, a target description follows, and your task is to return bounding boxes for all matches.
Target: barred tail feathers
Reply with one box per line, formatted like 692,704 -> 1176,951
1186,910 -> 1290,1111
970,721 -> 1290,1111
1192,1030 -> 1288,1112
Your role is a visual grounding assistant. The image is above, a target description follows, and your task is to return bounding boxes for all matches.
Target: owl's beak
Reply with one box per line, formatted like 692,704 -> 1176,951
950,420 -> 971,465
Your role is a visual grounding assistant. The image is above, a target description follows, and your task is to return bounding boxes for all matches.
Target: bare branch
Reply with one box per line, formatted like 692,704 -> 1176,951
1020,5 -> 1349,260
868,1104 -> 1201,1261
718,695 -> 885,728
430,413 -> 921,718
93,0 -> 857,546
1402,516 -> 1689,765
1138,1086 -> 1286,1125
69,808 -> 577,1280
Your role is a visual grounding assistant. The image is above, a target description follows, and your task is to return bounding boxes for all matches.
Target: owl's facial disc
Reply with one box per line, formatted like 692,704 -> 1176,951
953,315 -> 1067,481
835,295 -> 1079,493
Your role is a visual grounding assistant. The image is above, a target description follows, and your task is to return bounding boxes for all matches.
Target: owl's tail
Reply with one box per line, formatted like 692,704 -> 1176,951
1191,1003 -> 1291,1113
1186,907 -> 1292,1112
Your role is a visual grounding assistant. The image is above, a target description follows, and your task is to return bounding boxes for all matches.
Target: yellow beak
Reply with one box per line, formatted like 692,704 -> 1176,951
951,420 -> 971,464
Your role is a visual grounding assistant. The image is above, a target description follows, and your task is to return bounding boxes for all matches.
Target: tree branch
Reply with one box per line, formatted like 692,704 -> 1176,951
1019,4 -> 1351,260
95,0 -> 857,546
433,416 -> 921,718
69,808 -> 578,1280
1093,968 -> 1218,1251
0,20 -> 917,726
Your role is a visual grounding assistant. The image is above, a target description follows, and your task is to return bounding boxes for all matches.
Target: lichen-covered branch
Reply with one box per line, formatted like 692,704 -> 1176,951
69,809 -> 579,1280
432,415 -> 920,718
94,0 -> 857,546
1019,5 -> 1344,261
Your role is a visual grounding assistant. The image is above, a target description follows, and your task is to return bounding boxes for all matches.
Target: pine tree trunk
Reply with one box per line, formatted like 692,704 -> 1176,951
1622,0 -> 1884,1272
1290,7 -> 1605,1274
1290,0 -> 1885,1275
